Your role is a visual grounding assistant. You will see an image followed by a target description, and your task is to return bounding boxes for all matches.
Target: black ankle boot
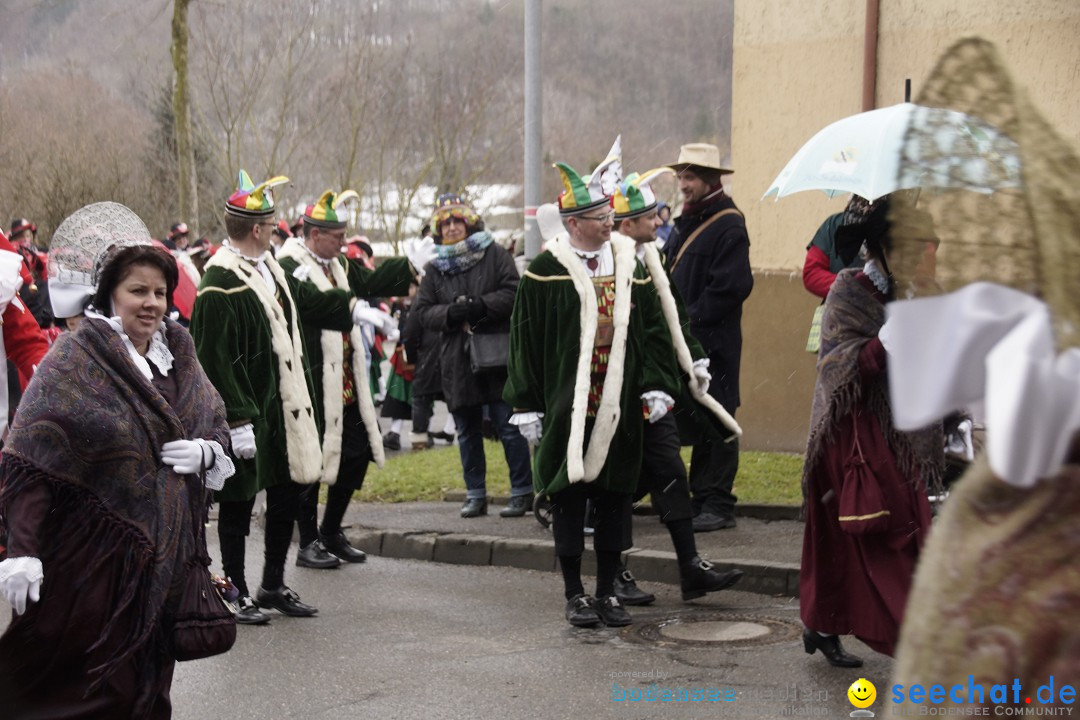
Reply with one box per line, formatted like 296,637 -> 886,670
802,629 -> 864,668
460,497 -> 488,518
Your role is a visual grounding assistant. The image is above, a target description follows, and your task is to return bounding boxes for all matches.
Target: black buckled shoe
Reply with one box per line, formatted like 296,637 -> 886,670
499,493 -> 534,518
383,431 -> 401,451
565,593 -> 601,627
680,557 -> 744,601
234,595 -> 271,625
296,539 -> 342,569
322,531 -> 367,563
692,511 -> 737,532
594,595 -> 632,627
256,585 -> 318,617
460,497 -> 488,518
803,629 -> 864,668
614,567 -> 656,606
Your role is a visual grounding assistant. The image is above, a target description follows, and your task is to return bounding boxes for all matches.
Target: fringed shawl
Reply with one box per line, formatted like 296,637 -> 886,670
0,316 -> 230,697
804,270 -> 943,495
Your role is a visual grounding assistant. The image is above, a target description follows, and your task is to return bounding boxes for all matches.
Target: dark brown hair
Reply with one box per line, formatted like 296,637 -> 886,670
224,212 -> 259,241
93,245 -> 179,315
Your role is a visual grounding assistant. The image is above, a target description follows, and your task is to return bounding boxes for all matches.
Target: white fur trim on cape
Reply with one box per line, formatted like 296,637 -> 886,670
548,232 -> 636,483
640,242 -> 741,438
205,246 -> 324,483
278,238 -> 385,477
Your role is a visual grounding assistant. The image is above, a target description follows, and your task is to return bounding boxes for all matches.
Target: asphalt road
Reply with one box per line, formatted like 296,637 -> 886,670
163,526 -> 893,720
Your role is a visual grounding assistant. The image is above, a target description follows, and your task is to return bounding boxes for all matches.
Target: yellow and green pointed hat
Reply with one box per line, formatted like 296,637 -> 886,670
304,189 -> 359,230
554,136 -> 625,217
613,167 -> 674,220
225,170 -> 289,218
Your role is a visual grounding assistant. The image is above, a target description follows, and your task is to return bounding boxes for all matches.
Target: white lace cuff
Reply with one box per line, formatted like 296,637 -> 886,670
202,440 -> 235,492
509,411 -> 544,425
0,557 -> 43,584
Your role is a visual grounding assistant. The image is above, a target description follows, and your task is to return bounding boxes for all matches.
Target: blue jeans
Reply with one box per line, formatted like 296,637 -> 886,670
453,400 -> 533,499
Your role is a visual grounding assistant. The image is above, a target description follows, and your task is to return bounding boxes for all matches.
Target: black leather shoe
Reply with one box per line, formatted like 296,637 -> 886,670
565,594 -> 601,627
234,595 -> 270,625
256,585 -> 318,617
803,629 -> 864,667
614,567 -> 656,606
296,539 -> 341,569
594,595 -> 632,627
499,493 -> 534,518
322,531 -> 367,563
431,431 -> 455,445
692,511 -> 737,532
460,497 -> 488,518
383,432 -> 401,451
680,557 -> 744,600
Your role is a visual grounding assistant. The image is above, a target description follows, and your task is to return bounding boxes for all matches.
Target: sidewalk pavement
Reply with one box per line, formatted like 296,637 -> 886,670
338,497 -> 805,598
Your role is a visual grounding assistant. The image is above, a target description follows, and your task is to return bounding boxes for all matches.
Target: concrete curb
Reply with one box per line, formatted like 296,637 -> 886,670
442,492 -> 802,521
345,527 -> 800,598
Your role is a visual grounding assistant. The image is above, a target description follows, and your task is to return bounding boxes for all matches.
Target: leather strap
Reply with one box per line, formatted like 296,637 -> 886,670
670,208 -> 743,273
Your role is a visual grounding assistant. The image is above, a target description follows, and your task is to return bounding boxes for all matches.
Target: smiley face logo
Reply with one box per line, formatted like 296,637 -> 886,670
848,678 -> 877,709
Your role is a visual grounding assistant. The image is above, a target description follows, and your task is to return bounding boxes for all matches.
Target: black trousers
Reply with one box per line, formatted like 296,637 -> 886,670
689,408 -> 739,516
298,401 -> 373,546
550,482 -> 632,557
635,413 -> 694,523
218,480 -> 304,597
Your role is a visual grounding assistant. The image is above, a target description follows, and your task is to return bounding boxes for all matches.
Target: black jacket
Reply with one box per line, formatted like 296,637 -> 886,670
413,243 -> 519,412
664,192 -> 753,412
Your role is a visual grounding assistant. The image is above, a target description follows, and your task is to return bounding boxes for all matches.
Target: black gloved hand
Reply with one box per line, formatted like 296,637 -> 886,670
465,296 -> 486,323
446,301 -> 470,327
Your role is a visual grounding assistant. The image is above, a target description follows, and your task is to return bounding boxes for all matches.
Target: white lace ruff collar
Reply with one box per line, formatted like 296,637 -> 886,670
85,309 -> 173,381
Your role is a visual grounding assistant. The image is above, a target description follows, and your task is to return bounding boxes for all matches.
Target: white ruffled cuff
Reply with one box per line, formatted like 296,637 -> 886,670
0,556 -> 43,584
509,411 -> 544,425
201,439 -> 235,492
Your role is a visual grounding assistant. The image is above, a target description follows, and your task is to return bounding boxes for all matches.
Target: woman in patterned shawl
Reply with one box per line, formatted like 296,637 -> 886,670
0,203 -> 234,719
799,195 -> 943,668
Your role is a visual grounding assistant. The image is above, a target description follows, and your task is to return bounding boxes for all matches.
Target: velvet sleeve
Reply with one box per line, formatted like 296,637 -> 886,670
636,272 -> 682,399
288,277 -> 353,332
2,482 -> 51,558
190,288 -> 260,425
858,336 -> 887,381
503,275 -> 546,414
344,256 -> 416,299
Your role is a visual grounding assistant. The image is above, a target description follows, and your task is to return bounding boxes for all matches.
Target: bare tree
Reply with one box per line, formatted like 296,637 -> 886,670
171,0 -> 198,233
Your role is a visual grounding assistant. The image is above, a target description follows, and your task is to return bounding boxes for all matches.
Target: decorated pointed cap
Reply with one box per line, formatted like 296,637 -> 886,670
225,170 -> 289,218
304,189 -> 359,230
48,202 -> 153,317
430,193 -> 481,239
613,167 -> 674,220
554,136 -> 623,217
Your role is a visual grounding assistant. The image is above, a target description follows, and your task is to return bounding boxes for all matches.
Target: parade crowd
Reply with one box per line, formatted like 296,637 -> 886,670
0,83 -> 1074,714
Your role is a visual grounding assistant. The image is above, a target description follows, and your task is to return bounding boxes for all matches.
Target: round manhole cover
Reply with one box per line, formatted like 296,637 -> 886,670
660,620 -> 770,642
624,612 -> 802,649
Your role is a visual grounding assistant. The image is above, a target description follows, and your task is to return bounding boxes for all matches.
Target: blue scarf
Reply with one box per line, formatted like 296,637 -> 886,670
433,230 -> 494,275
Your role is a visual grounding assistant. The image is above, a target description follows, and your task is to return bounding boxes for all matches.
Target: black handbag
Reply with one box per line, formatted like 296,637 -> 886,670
170,459 -> 237,662
466,331 -> 510,374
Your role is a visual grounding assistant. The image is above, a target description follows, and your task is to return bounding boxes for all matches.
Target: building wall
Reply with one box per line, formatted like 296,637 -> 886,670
727,0 -> 1080,452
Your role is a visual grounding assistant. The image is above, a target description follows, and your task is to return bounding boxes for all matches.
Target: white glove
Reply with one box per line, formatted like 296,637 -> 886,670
404,237 -> 437,277
229,423 -> 257,460
692,358 -> 711,395
161,439 -> 214,475
0,557 -> 43,615
642,391 -> 674,424
509,411 -> 544,445
352,301 -> 398,336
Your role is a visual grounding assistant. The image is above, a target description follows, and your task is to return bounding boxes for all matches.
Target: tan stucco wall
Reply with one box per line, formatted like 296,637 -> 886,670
724,0 -> 1080,453
733,0 -> 1080,272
